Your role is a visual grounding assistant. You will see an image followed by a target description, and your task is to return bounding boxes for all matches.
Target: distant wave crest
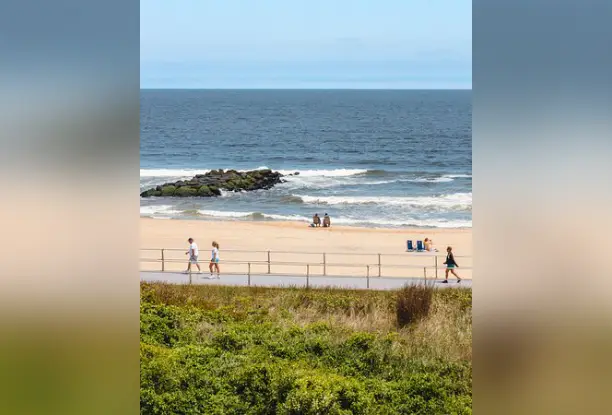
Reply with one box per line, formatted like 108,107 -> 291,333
140,167 -> 470,182
278,168 -> 368,177
293,192 -> 472,210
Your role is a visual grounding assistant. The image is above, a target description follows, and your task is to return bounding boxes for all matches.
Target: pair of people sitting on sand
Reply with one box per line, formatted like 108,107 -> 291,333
311,213 -> 331,228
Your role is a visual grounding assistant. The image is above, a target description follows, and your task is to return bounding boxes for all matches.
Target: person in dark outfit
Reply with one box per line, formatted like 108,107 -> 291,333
322,213 -> 331,228
442,246 -> 461,283
312,213 -> 321,227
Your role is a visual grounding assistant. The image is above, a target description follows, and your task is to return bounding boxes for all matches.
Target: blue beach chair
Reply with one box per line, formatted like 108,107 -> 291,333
416,240 -> 425,252
406,240 -> 415,252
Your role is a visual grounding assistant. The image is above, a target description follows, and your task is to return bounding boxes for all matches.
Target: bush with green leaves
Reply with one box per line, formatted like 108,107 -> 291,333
140,283 -> 472,414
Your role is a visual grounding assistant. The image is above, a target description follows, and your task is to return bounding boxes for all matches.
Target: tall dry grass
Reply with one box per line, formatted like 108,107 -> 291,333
141,282 -> 471,361
396,285 -> 434,327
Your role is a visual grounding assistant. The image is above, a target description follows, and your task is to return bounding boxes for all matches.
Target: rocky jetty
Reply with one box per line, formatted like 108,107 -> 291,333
140,169 -> 285,198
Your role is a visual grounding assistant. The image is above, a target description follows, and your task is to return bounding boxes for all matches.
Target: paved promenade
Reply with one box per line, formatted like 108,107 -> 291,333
141,271 -> 471,290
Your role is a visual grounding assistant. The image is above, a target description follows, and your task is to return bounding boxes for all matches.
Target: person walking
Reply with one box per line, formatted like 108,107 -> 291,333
442,246 -> 461,283
184,237 -> 201,274
209,241 -> 221,279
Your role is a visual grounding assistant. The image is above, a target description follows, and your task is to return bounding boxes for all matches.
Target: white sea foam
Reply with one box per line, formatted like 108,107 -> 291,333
140,168 -> 210,178
262,213 -> 311,222
280,172 -> 470,189
197,209 -> 253,218
140,168 -> 470,179
401,174 -> 471,183
444,174 -> 472,178
140,205 -> 183,216
408,177 -> 454,183
140,167 -> 368,178
278,168 -> 368,177
197,210 -> 309,222
330,217 -> 472,228
294,192 -> 472,209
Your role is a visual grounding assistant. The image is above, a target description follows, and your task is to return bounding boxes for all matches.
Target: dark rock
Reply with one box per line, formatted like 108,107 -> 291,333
140,189 -> 162,197
197,185 -> 213,197
160,185 -> 177,196
139,169 -> 285,198
175,186 -> 198,197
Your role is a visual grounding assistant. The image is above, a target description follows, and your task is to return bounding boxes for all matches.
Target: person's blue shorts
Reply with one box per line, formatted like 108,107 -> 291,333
211,258 -> 219,263
446,264 -> 455,269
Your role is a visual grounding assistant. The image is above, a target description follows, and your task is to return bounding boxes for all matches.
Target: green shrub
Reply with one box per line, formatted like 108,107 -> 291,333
140,283 -> 471,414
436,287 -> 472,312
211,329 -> 248,352
139,302 -> 197,347
279,373 -> 373,415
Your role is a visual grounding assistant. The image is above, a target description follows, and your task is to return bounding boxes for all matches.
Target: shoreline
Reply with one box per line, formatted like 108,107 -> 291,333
139,216 -> 473,232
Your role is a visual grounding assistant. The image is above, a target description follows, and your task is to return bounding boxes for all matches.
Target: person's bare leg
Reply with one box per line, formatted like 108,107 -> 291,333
196,263 -> 201,272
186,262 -> 191,273
443,269 -> 449,283
215,263 -> 220,277
209,262 -> 214,274
451,269 -> 461,281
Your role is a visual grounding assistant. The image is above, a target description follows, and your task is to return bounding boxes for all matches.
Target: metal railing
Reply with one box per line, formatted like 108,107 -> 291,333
140,248 -> 472,284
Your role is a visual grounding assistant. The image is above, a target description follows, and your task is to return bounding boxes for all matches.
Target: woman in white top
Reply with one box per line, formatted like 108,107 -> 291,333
209,241 -> 221,278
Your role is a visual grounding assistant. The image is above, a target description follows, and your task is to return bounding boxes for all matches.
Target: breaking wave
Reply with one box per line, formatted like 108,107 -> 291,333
293,192 -> 472,210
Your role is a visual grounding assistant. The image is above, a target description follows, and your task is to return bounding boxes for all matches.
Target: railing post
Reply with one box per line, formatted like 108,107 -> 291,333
323,253 -> 326,276
189,271 -> 192,285
248,262 -> 251,286
378,254 -> 381,277
306,264 -> 310,288
367,266 -> 370,289
161,249 -> 165,272
267,251 -> 271,274
424,267 -> 427,280
435,256 -> 438,280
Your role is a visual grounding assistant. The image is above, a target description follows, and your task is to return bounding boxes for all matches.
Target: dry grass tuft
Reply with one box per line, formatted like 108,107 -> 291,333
396,284 -> 434,327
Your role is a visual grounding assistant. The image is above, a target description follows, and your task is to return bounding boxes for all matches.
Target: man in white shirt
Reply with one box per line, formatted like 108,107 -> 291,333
184,237 -> 201,273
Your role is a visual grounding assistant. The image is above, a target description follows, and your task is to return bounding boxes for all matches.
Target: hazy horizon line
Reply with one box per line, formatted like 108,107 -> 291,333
140,87 -> 472,91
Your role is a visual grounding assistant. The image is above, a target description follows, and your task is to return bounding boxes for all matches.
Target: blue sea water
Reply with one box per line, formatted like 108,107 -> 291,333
140,89 -> 472,228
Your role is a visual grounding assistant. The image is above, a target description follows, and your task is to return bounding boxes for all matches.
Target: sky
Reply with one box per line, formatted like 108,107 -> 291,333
140,0 -> 472,89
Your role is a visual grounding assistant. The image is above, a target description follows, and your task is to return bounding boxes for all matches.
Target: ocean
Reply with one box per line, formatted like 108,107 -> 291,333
140,89 -> 472,228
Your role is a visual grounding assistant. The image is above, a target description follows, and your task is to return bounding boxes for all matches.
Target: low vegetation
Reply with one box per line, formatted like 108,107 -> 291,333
140,283 -> 472,414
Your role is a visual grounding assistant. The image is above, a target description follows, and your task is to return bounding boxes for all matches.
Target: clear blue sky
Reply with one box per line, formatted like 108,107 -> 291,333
140,0 -> 472,89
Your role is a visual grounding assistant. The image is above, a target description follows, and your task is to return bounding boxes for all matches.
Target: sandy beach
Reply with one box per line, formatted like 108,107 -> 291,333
140,218 -> 472,279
